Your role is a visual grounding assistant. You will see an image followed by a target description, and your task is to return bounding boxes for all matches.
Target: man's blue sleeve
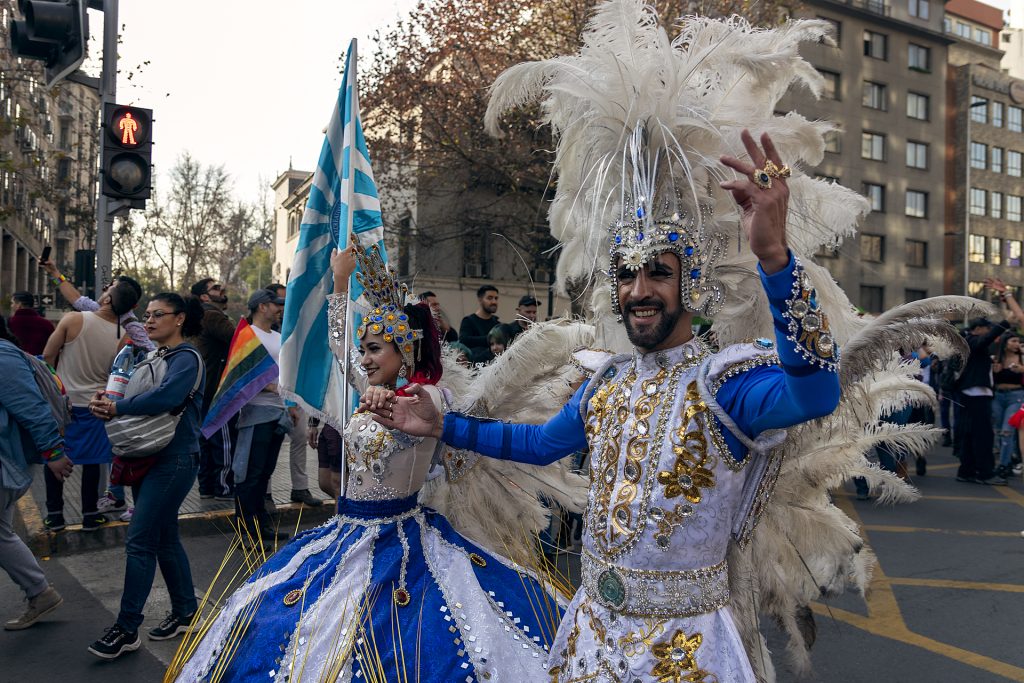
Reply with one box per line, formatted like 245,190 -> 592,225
441,382 -> 590,465
0,344 -> 63,453
717,252 -> 841,448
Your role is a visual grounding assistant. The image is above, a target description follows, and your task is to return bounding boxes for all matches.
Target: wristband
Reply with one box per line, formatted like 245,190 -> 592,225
41,446 -> 65,462
50,273 -> 67,286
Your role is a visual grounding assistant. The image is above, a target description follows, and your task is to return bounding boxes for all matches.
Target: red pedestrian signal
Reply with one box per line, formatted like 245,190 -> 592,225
101,103 -> 153,201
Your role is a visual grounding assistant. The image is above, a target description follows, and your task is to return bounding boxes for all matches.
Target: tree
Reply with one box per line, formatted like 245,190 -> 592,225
362,0 -> 796,286
238,247 -> 274,292
138,153 -> 233,290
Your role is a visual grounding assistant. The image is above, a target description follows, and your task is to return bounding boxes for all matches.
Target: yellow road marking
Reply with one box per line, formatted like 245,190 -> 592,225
994,486 -> 1024,508
863,524 -> 1021,538
885,577 -> 1024,593
927,463 -> 959,471
825,496 -> 1024,681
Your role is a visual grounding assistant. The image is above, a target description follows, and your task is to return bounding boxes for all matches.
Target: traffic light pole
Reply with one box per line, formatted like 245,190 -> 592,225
93,0 -> 117,297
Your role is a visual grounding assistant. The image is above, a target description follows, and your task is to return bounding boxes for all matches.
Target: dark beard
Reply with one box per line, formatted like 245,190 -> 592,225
622,301 -> 681,350
209,293 -> 228,305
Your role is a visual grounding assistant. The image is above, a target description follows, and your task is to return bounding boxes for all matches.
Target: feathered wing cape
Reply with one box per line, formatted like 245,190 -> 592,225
483,1 -> 995,679
420,320 -> 594,568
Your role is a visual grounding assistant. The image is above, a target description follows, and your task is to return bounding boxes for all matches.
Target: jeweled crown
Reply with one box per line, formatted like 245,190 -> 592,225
353,243 -> 423,365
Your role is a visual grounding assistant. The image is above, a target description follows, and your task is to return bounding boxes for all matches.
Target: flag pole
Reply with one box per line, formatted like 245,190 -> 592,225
338,38 -> 357,501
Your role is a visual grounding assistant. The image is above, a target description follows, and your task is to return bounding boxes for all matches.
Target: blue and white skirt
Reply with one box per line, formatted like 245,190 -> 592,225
174,494 -> 563,683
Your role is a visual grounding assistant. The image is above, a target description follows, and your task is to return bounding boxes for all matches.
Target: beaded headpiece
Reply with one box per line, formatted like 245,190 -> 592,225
353,242 -> 423,368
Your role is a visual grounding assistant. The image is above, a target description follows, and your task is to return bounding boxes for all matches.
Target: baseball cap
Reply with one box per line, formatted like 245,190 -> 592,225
967,317 -> 992,330
518,295 -> 540,307
248,289 -> 285,309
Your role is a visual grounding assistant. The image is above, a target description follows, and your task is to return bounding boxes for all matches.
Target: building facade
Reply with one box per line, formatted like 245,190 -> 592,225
0,1 -> 100,308
271,166 -> 571,325
945,0 -> 1023,300
779,0 -> 951,313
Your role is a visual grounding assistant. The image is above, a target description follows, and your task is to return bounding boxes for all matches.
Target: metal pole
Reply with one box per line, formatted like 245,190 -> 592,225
93,0 -> 118,297
338,39 -> 358,501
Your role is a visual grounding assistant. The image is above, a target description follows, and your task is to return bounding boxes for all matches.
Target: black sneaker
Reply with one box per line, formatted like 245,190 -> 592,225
955,476 -> 979,483
290,489 -> 323,507
88,624 -> 141,660
980,476 -> 1008,486
148,611 -> 194,641
199,492 -> 215,500
43,514 -> 65,532
81,514 -> 108,532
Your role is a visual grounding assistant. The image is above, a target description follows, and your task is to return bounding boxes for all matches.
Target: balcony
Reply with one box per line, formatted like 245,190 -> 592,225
838,0 -> 891,17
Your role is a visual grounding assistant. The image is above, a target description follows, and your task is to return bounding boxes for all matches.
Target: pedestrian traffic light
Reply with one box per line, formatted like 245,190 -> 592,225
100,103 -> 153,201
8,0 -> 88,89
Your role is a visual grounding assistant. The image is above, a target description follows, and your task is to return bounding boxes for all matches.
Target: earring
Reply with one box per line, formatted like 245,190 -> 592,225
398,365 -> 408,378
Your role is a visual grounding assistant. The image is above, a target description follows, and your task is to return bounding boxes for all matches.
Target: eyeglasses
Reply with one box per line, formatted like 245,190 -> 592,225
141,310 -> 177,321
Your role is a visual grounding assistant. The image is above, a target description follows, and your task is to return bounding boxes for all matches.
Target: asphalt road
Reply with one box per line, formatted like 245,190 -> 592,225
2,444 -> 1022,683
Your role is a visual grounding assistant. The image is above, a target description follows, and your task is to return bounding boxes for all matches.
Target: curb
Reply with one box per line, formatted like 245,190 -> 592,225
15,495 -> 338,557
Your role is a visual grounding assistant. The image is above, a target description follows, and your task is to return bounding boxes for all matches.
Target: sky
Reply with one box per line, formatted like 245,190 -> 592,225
83,0 -> 1018,207
84,0 -> 420,205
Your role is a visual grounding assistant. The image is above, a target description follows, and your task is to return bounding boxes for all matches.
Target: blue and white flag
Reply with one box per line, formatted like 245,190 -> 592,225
280,39 -> 385,427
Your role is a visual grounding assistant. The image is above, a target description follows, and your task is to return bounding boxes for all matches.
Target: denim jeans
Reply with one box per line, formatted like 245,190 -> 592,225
116,451 -> 198,632
992,389 -> 1024,468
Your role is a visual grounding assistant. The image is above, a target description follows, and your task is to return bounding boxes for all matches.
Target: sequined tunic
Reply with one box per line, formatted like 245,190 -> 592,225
546,340 -> 777,683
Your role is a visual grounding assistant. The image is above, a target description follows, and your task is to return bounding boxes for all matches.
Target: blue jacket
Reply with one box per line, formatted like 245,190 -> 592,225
0,340 -> 63,491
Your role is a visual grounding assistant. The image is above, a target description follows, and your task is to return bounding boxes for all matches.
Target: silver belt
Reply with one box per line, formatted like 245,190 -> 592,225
581,549 -> 730,618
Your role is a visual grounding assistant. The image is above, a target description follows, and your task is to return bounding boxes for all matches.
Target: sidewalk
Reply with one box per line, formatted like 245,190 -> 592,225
18,435 -> 336,556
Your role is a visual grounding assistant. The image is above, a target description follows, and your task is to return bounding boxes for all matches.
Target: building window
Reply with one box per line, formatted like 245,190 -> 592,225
991,191 -> 1003,218
862,81 -> 887,110
824,130 -> 841,153
969,142 -> 987,169
864,30 -> 887,59
860,234 -> 884,262
1008,150 -> 1022,177
862,132 -> 885,161
863,182 -> 885,212
992,147 -> 1004,173
992,102 -> 1004,128
908,43 -> 930,70
1007,240 -> 1023,266
991,237 -> 1003,265
287,212 -> 299,239
906,190 -> 928,218
956,21 -> 972,39
860,285 -> 884,313
1010,106 -> 1023,133
1008,196 -> 1023,222
463,230 -> 491,277
975,28 -> 991,46
905,239 -> 927,267
908,0 -> 929,19
905,288 -> 927,302
970,96 -> 988,123
818,16 -> 841,45
818,69 -> 840,100
906,141 -> 928,169
969,234 -> 987,263
970,187 -> 987,215
907,92 -> 929,120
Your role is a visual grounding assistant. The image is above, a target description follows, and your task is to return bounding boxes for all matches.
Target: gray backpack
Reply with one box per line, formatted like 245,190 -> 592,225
22,352 -> 72,435
105,347 -> 203,458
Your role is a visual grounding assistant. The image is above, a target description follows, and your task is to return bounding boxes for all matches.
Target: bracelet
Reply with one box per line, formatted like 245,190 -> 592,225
41,446 -> 65,462
50,273 -> 67,286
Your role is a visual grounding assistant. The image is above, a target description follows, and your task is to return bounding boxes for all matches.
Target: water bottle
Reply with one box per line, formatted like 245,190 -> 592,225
105,341 -> 136,400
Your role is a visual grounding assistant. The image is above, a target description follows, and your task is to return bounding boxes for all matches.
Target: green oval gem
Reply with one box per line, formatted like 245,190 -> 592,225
597,568 -> 627,609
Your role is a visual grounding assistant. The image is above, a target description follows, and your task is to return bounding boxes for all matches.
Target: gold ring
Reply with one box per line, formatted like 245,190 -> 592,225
764,160 -> 792,178
388,410 -> 393,420
751,168 -> 772,190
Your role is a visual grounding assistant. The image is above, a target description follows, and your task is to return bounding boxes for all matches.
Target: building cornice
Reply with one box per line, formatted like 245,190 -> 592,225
805,0 -> 955,45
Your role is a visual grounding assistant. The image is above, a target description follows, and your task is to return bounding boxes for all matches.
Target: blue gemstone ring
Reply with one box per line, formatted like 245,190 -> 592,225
752,169 -> 772,190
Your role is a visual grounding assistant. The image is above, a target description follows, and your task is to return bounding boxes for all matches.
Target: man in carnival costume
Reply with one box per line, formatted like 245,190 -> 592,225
362,3 -> 846,680
367,2 -> 987,680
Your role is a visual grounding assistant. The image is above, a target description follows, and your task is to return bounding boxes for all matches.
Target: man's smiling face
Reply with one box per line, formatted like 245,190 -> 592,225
616,252 -> 690,352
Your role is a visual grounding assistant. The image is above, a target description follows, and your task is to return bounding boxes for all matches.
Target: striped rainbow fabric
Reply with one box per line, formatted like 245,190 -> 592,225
200,318 -> 278,439
279,38 -> 385,428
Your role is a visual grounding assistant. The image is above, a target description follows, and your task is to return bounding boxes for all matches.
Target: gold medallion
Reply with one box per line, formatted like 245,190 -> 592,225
283,589 -> 304,606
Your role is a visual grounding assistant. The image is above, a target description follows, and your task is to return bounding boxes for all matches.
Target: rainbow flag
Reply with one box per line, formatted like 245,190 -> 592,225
201,318 -> 278,439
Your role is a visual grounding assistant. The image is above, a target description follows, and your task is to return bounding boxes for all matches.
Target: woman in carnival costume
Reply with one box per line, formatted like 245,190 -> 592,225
171,242 -> 583,683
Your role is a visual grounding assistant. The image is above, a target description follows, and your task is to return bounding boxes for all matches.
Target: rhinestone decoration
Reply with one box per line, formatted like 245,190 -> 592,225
282,589 -> 303,607
782,256 -> 838,371
393,588 -> 411,607
469,553 -> 487,567
350,240 -> 424,368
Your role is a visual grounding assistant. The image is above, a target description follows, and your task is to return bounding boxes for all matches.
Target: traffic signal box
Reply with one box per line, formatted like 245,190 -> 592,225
8,0 -> 88,89
101,103 -> 153,200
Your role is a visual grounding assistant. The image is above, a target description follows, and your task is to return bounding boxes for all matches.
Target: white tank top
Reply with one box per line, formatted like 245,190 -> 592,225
59,311 -> 121,407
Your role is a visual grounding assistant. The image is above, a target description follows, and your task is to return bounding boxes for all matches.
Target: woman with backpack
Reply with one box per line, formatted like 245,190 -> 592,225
85,293 -> 206,660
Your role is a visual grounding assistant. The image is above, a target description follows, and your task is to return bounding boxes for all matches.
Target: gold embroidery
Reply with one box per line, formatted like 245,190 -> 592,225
658,382 -> 716,504
618,618 -> 667,657
650,629 -> 718,683
611,368 -> 666,538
